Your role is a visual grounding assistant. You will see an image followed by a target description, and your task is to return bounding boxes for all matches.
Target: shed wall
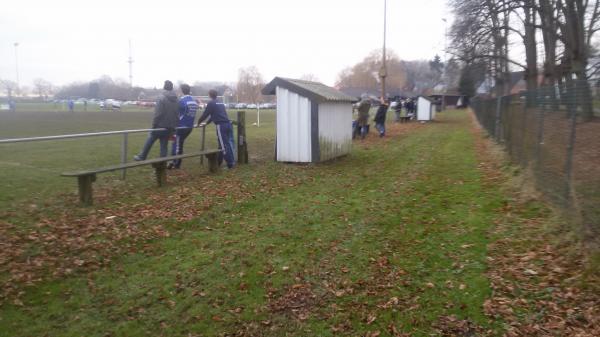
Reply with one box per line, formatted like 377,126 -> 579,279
276,87 -> 312,162
318,102 -> 353,161
417,97 -> 433,121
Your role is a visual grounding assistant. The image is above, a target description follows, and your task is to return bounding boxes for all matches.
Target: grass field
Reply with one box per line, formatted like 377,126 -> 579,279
1,106 -> 598,336
0,104 -> 276,208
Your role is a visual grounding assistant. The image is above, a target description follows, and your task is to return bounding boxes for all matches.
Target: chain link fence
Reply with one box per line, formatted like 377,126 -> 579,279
472,80 -> 600,246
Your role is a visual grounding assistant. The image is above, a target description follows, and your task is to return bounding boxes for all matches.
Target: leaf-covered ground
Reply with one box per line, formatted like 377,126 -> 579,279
0,110 -> 598,336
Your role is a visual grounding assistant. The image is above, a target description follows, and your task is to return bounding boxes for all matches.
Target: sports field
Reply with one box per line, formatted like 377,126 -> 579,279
0,104 -> 276,207
0,107 -> 598,336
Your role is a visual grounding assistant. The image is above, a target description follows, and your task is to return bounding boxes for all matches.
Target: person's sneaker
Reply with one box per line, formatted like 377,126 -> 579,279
167,162 -> 174,169
133,155 -> 143,161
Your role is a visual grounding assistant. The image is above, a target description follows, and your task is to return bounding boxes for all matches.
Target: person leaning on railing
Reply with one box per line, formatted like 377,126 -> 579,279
196,89 -> 235,169
134,80 -> 179,161
168,83 -> 199,169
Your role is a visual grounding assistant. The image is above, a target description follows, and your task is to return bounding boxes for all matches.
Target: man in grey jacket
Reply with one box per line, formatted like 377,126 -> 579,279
134,80 -> 179,160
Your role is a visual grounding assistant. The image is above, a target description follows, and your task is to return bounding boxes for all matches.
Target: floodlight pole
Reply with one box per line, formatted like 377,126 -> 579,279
128,39 -> 134,88
442,18 -> 448,111
380,0 -> 387,99
14,42 -> 20,96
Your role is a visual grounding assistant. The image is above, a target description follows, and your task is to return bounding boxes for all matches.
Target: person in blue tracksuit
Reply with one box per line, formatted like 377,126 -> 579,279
168,83 -> 199,169
196,89 -> 235,169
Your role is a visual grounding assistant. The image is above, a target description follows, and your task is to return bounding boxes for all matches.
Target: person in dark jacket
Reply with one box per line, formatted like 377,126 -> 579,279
168,83 -> 199,169
134,80 -> 179,160
354,95 -> 371,139
374,97 -> 389,137
196,89 -> 235,169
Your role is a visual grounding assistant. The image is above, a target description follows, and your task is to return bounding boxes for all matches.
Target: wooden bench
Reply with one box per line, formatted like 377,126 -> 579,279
62,150 -> 222,205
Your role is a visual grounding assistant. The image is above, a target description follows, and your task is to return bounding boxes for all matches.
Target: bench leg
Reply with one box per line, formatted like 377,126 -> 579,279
152,162 -> 167,187
205,153 -> 220,173
77,174 -> 96,206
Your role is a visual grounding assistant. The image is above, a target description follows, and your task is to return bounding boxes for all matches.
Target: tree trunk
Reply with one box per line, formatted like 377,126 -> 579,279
558,0 -> 594,120
523,0 -> 538,106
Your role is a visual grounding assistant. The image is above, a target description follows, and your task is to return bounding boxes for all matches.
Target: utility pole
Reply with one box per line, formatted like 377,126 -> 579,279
379,0 -> 387,100
128,39 -> 134,88
14,42 -> 20,96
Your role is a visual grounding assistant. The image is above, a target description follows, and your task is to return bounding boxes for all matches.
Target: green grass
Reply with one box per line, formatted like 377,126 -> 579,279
0,104 -> 276,208
0,109 -> 507,336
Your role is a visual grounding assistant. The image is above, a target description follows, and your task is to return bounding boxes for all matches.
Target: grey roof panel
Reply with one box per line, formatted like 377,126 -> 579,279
262,77 -> 355,103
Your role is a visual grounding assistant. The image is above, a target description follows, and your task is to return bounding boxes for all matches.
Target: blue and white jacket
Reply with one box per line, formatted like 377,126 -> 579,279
178,95 -> 199,128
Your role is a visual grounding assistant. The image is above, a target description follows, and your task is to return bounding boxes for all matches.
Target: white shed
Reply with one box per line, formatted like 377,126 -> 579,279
417,96 -> 436,121
262,77 -> 356,163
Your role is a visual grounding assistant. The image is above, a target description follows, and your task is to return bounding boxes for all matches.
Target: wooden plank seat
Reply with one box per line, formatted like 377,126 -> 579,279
61,150 -> 222,205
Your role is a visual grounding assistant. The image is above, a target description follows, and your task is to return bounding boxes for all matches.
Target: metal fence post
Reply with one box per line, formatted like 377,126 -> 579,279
535,89 -> 546,172
120,132 -> 128,179
494,96 -> 502,141
564,89 -> 578,205
520,96 -> 528,166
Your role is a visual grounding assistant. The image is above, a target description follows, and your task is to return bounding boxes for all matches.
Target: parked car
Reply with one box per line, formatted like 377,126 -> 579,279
101,99 -> 121,110
246,103 -> 257,109
137,100 -> 156,108
235,103 -> 247,109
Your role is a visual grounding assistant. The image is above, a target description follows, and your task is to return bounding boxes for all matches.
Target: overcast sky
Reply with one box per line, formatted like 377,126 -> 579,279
0,0 -> 451,89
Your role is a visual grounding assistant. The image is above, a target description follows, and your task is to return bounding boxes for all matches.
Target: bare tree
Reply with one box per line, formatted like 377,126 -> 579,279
33,78 -> 53,99
335,49 -> 407,93
236,66 -> 265,104
556,0 -> 600,120
0,79 -> 17,98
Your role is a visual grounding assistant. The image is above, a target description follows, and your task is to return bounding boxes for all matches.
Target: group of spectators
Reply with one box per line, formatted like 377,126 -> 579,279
353,96 -> 417,139
133,80 -> 235,169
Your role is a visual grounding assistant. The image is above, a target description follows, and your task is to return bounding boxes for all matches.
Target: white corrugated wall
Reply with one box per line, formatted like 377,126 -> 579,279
318,102 -> 352,161
417,96 -> 433,121
276,86 -> 312,162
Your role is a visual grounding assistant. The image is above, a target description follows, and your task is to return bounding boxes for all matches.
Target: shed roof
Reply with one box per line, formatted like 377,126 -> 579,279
262,77 -> 355,103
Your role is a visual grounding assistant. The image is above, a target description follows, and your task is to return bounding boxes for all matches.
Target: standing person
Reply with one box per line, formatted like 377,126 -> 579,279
374,98 -> 389,137
134,80 -> 179,161
168,83 -> 199,169
68,99 -> 74,112
196,89 -> 235,169
83,99 -> 88,112
354,95 -> 371,140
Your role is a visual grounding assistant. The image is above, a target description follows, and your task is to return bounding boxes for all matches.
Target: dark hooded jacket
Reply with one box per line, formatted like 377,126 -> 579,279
152,90 -> 179,129
374,103 -> 389,124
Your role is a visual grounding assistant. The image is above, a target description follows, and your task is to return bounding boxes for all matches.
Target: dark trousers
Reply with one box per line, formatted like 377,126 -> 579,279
138,128 -> 173,160
170,128 -> 193,168
216,122 -> 235,168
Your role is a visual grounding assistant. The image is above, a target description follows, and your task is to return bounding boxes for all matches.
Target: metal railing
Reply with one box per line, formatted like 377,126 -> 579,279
0,125 -> 207,179
472,79 -> 600,246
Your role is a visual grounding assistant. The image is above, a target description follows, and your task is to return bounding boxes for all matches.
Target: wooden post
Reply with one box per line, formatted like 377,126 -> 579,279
120,132 -> 128,180
200,125 -> 206,166
237,110 -> 249,164
77,174 -> 96,206
152,162 -> 167,187
205,153 -> 220,173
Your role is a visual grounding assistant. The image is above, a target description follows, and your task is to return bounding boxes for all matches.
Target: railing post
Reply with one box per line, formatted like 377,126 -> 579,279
120,132 -> 128,180
200,125 -> 206,166
237,110 -> 249,164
